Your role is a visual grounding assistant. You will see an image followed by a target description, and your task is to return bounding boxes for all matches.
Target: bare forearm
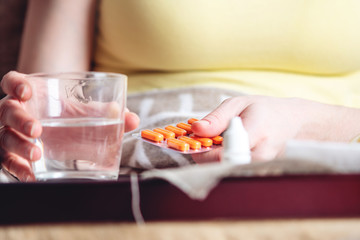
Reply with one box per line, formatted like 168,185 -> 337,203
18,0 -> 96,73
298,100 -> 360,142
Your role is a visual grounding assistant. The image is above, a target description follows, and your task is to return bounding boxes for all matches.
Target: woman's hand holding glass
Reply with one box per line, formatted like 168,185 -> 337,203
0,71 -> 140,181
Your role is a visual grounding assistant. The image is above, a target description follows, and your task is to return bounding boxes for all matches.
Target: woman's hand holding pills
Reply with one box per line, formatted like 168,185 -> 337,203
0,71 -> 140,181
191,96 -> 360,163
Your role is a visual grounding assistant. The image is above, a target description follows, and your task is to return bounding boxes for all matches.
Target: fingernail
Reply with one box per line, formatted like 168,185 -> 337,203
29,146 -> 41,161
29,147 -> 34,161
30,145 -> 41,161
16,84 -> 27,99
197,120 -> 210,126
24,121 -> 35,136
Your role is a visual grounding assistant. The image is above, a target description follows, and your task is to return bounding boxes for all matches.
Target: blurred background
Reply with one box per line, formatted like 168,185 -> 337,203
0,0 -> 28,98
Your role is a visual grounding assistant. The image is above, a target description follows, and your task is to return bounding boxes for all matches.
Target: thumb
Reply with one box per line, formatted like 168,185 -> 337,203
1,71 -> 32,101
192,97 -> 250,137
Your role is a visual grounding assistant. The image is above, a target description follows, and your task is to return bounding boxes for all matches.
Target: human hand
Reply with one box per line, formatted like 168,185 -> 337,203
0,71 -> 140,181
191,95 -> 357,163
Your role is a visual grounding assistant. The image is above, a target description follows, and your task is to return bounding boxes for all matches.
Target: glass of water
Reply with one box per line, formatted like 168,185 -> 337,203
25,72 -> 127,181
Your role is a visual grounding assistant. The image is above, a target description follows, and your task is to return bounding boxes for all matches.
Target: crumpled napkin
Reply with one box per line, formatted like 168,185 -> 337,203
142,140 -> 360,200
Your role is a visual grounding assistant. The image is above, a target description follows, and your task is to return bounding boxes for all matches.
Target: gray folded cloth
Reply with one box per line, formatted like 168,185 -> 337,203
142,140 -> 360,200
0,168 -> 18,183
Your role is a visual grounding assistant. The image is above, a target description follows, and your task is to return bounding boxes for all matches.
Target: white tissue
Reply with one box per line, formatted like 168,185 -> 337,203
285,140 -> 360,173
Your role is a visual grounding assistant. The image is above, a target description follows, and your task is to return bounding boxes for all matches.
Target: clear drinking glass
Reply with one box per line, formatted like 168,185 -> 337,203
25,72 -> 127,181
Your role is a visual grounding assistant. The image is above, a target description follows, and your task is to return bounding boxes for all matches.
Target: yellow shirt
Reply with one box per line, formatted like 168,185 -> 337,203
94,0 -> 360,107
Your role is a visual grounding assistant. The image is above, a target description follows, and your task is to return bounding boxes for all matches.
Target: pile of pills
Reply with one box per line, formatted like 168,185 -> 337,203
133,118 -> 223,154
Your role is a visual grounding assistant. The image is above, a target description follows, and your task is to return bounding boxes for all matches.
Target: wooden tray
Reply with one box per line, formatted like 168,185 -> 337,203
1,174 -> 360,224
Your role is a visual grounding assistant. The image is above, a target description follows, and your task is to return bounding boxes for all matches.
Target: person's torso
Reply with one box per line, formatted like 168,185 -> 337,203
94,0 -> 360,75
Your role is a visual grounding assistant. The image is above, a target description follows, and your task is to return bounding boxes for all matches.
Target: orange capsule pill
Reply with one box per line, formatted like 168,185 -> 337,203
212,136 -> 223,145
167,138 -> 190,152
187,118 -> 199,124
153,128 -> 175,139
141,129 -> 164,143
165,125 -> 187,137
176,122 -> 193,134
191,136 -> 213,147
178,136 -> 201,150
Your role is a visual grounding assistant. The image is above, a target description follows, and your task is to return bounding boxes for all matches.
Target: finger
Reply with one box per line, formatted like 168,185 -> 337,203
192,97 -> 250,137
1,71 -> 32,101
0,98 -> 42,138
191,147 -> 222,164
0,127 -> 42,161
0,150 -> 35,182
125,111 -> 140,132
